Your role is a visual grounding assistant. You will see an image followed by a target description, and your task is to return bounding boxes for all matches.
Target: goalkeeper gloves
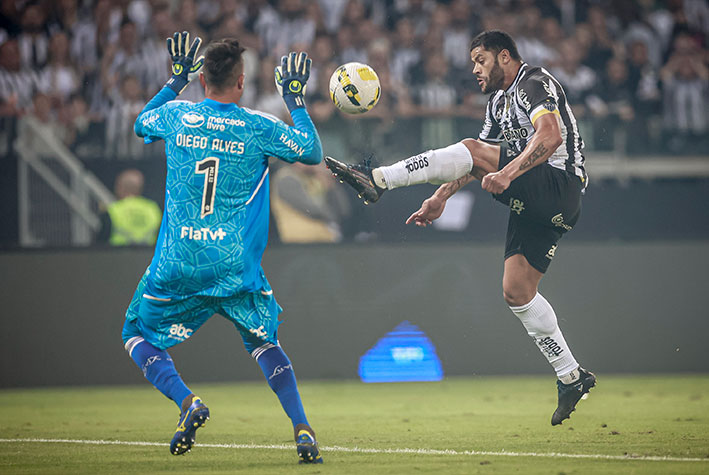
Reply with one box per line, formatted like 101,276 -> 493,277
165,31 -> 204,95
274,52 -> 311,112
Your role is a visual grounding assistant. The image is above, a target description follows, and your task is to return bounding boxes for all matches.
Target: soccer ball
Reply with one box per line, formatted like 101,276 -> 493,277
329,62 -> 381,114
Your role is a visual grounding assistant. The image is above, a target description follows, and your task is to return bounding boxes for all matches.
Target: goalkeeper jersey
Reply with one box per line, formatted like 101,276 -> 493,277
134,95 -> 322,298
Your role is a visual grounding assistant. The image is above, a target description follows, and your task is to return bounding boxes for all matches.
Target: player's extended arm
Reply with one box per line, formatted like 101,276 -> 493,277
274,52 -> 323,165
480,113 -> 562,195
134,31 -> 204,138
405,174 -> 477,227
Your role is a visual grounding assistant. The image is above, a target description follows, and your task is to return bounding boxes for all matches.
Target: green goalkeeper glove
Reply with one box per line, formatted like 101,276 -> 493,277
165,31 -> 204,95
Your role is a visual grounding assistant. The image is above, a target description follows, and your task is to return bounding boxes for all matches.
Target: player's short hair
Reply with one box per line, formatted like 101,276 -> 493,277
203,38 -> 246,92
470,30 -> 522,61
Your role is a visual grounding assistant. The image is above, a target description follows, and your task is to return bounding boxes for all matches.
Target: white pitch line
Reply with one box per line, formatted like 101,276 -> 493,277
1,438 -> 707,463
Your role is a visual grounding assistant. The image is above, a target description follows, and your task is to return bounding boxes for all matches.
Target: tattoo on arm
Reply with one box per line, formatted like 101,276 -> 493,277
518,144 -> 549,171
438,174 -> 476,199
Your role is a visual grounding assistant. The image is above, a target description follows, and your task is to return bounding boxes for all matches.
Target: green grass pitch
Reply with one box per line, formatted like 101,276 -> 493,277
1,375 -> 707,474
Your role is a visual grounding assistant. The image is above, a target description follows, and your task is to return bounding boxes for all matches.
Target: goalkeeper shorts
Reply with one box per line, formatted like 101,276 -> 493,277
121,270 -> 283,353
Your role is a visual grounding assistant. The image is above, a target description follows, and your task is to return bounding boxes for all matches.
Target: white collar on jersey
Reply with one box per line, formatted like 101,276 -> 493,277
505,62 -> 529,94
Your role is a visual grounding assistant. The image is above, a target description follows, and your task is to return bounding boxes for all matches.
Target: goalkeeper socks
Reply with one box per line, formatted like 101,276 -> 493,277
509,293 -> 579,379
376,142 -> 473,190
254,346 -> 308,427
125,337 -> 192,409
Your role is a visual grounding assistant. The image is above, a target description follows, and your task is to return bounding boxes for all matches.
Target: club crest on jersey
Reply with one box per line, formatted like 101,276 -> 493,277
181,112 -> 205,128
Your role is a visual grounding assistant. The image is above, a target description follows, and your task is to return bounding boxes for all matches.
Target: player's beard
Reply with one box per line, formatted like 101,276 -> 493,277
482,58 -> 505,94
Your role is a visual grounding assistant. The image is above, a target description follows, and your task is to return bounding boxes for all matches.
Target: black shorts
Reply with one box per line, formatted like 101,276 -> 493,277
493,144 -> 583,273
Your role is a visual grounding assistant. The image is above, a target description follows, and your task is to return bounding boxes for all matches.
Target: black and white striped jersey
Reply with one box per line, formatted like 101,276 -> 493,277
479,63 -> 587,187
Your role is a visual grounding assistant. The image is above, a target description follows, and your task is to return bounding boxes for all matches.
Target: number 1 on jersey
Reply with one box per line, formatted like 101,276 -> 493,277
196,157 -> 219,218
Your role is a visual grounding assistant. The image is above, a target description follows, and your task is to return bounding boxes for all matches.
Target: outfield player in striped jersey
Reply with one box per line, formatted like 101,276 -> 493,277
326,30 -> 595,426
121,31 -> 323,463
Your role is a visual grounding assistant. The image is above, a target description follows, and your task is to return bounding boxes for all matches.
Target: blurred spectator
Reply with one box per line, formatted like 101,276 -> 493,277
517,6 -> 557,68
105,75 -> 146,159
392,0 -> 434,36
97,168 -> 162,245
0,0 -> 21,40
335,23 -> 366,64
65,93 -> 104,159
257,0 -> 315,57
660,34 -> 709,154
16,92 -> 71,157
40,31 -> 80,102
587,57 -> 635,152
390,18 -> 421,87
0,39 -> 42,114
17,4 -> 49,70
626,40 -> 662,155
253,57 -> 289,121
101,19 -> 145,94
47,0 -> 99,74
552,39 -> 597,115
140,5 -> 174,94
175,0 -> 207,43
270,161 -> 351,243
584,5 -> 617,72
415,53 -> 458,147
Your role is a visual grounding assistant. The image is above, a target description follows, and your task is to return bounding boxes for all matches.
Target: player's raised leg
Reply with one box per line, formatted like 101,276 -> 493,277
325,138 -> 499,203
252,344 -> 323,464
502,254 -> 596,425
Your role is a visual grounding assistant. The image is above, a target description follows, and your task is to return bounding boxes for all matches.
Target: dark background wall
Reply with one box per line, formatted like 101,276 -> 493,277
1,241 -> 707,388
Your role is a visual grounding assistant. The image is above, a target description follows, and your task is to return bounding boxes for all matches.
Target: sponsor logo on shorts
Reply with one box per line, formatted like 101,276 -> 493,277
536,336 -> 564,357
180,226 -> 227,241
552,213 -> 572,231
181,112 -> 205,128
546,244 -> 557,259
249,325 -> 268,339
169,323 -> 194,340
269,364 -> 293,380
509,198 -> 525,215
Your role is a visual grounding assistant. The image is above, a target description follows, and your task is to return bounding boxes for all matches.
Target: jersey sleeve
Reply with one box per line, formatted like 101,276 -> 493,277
478,97 -> 502,143
516,76 -> 561,127
133,87 -> 180,144
259,109 -> 323,165
134,105 -> 170,144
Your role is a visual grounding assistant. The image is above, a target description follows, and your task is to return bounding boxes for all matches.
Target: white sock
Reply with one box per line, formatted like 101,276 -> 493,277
373,142 -> 473,190
509,292 -> 579,381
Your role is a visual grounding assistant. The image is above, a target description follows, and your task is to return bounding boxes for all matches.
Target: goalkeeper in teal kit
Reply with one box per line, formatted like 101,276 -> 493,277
121,32 -> 323,464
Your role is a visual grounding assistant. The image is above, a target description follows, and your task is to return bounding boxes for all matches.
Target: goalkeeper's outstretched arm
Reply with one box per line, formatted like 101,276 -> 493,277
273,52 -> 323,165
134,31 -> 204,138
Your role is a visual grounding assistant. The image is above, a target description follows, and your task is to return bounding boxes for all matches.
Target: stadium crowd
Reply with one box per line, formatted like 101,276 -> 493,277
0,0 -> 707,161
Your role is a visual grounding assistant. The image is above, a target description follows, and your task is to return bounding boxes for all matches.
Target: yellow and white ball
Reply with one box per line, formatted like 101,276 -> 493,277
329,62 -> 381,114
